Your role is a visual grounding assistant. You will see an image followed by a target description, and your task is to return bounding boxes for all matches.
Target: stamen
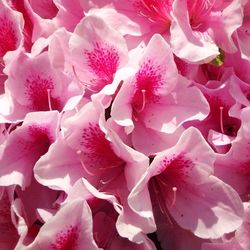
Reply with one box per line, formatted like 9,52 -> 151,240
189,0 -> 215,29
137,89 -> 146,113
0,60 -> 5,68
76,150 -> 95,176
132,112 -> 138,121
219,106 -> 225,134
6,123 -> 14,134
99,164 -> 121,170
151,179 -> 173,226
72,65 -> 96,92
157,175 -> 169,186
99,167 -> 123,185
170,187 -> 177,208
47,89 -> 52,111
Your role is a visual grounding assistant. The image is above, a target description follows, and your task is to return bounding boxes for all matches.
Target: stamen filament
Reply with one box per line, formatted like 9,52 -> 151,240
47,89 -> 52,111
137,89 -> 146,113
100,168 -> 123,185
76,150 -> 95,176
151,179 -> 173,226
72,65 -> 96,92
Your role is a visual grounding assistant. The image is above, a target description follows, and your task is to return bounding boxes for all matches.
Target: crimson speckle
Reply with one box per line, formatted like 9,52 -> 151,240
80,123 -> 124,169
0,16 -> 18,57
132,59 -> 163,112
28,125 -> 53,156
51,225 -> 79,250
24,74 -> 62,111
159,153 -> 194,185
149,154 -> 194,213
84,42 -> 119,91
237,161 -> 250,176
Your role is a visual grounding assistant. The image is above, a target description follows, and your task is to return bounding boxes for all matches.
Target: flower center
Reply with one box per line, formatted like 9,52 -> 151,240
51,225 -> 79,250
133,0 -> 173,27
84,42 -> 120,92
132,59 -> 163,115
0,16 -> 18,57
188,0 -> 215,30
78,123 -> 125,184
25,74 -> 62,111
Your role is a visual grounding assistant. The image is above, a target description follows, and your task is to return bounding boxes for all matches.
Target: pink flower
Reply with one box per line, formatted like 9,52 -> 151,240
69,15 -> 128,94
35,102 -> 149,194
2,50 -> 77,121
64,178 -> 155,249
214,107 -> 250,201
202,202 -> 250,250
129,127 -> 243,239
0,1 -> 249,248
0,111 -> 59,188
112,34 -> 209,134
185,79 -> 241,153
21,198 -> 100,250
170,0 -> 244,63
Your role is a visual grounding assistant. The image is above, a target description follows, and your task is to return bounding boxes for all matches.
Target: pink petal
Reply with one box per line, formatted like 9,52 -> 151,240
34,135 -> 84,192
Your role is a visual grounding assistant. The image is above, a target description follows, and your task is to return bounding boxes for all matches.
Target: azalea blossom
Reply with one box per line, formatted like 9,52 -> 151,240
0,0 -> 249,249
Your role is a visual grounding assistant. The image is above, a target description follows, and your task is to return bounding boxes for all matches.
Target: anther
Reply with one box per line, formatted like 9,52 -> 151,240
170,187 -> 177,208
219,106 -> 225,134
